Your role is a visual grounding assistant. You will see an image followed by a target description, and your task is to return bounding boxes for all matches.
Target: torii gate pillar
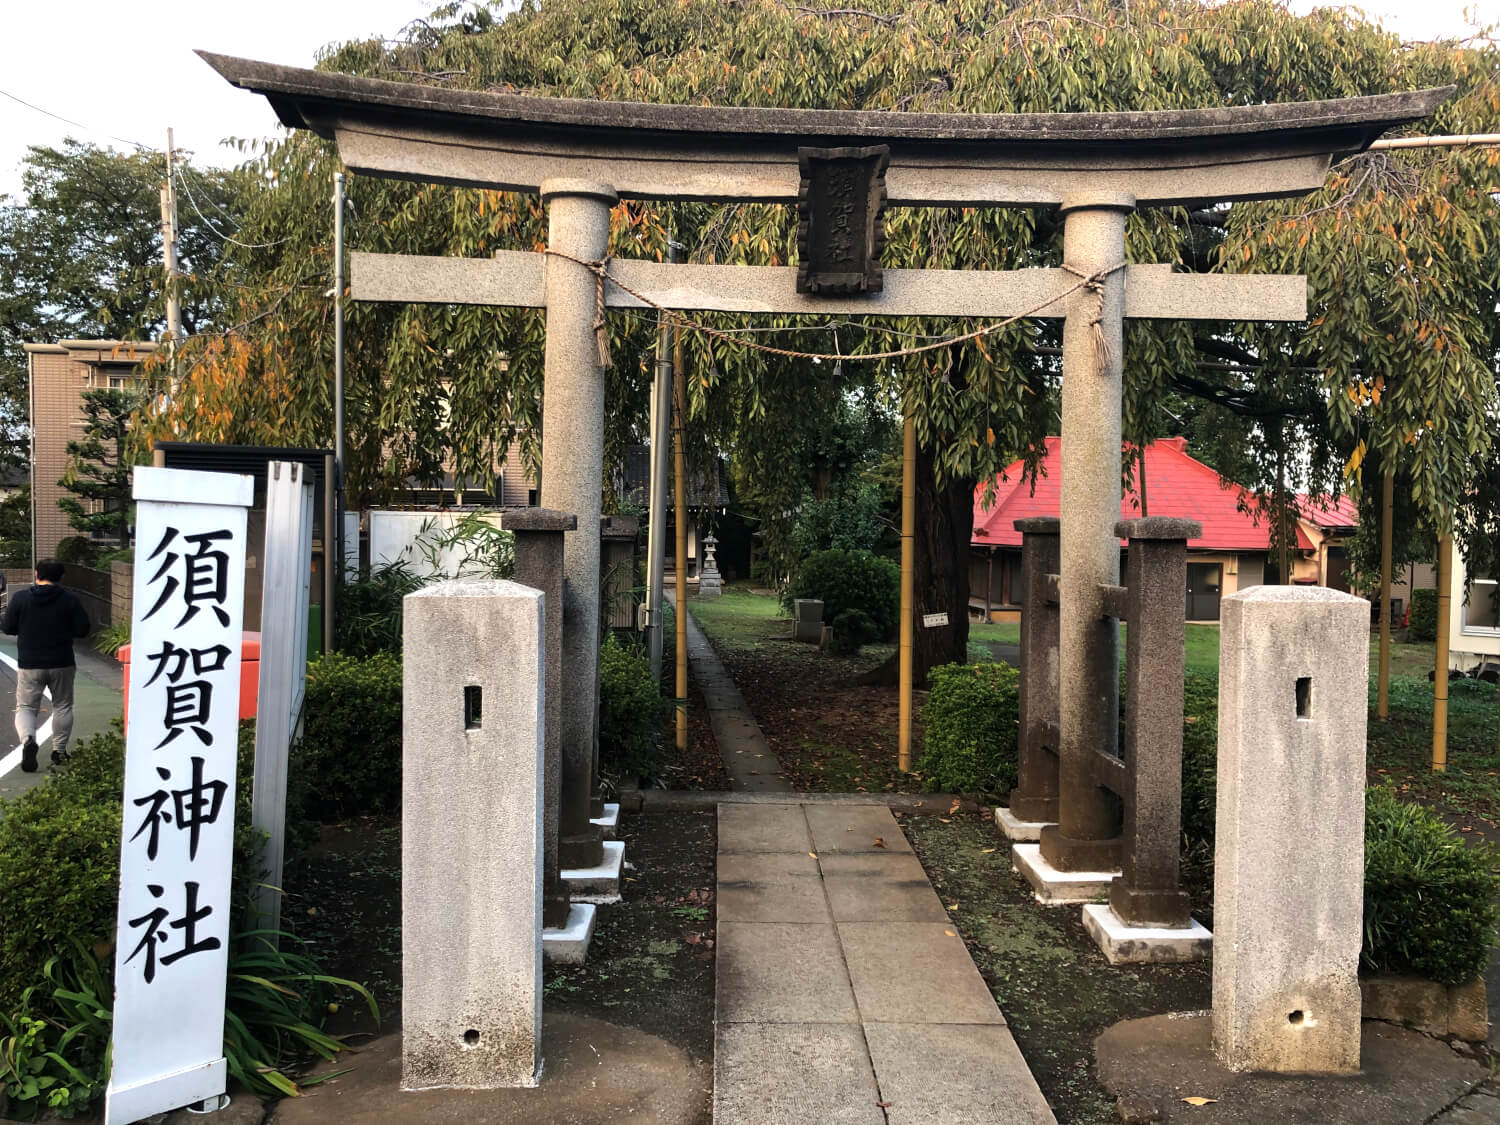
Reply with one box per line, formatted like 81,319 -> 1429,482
1044,193 -> 1132,872
541,178 -> 616,869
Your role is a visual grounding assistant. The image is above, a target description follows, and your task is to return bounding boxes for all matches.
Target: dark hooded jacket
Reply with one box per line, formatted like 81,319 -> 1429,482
1,583 -> 90,668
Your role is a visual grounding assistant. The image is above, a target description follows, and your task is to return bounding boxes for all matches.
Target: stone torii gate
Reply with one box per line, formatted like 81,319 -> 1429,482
203,52 -> 1445,883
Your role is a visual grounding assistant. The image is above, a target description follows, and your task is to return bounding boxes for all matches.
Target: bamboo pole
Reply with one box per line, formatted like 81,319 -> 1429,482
1377,469 -> 1394,720
1434,532 -> 1452,773
898,410 -> 915,772
674,329 -> 689,754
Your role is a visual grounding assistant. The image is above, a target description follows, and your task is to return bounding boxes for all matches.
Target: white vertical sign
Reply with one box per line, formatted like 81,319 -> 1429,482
107,467 -> 252,1125
251,462 -> 314,937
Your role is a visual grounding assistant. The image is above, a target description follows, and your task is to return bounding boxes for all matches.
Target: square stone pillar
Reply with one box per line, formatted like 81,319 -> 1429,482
1212,586 -> 1368,1074
1008,517 -> 1061,826
502,507 -> 577,931
1110,517 -> 1199,928
402,578 -> 545,1090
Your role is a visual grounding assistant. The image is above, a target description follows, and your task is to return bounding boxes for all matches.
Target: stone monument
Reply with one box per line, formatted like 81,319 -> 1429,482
697,533 -> 723,599
402,578 -> 545,1089
1212,586 -> 1368,1074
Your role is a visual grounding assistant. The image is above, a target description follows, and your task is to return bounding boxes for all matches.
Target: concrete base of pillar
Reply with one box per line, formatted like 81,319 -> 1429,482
543,886 -> 574,930
563,839 -> 625,904
1012,843 -> 1117,904
1081,903 -> 1212,965
591,802 -> 620,839
542,903 -> 598,965
560,825 -> 605,869
995,805 -> 1052,842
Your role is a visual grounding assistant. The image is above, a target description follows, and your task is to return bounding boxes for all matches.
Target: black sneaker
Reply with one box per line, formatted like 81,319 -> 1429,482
20,736 -> 38,773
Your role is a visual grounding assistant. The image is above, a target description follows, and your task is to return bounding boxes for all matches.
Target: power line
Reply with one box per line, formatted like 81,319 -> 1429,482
173,163 -> 291,251
0,85 -> 154,153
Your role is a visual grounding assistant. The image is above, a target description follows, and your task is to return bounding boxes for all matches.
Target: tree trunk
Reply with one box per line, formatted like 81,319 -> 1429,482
861,437 -> 973,686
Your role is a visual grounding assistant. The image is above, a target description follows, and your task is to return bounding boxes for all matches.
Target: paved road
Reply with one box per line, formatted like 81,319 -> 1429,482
0,640 -> 124,804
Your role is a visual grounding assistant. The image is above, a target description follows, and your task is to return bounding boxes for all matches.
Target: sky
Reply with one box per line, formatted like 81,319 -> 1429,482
0,0 -> 1491,202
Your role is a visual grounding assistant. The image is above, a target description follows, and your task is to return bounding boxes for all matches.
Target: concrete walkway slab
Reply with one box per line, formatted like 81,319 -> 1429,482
716,921 -> 859,1025
718,851 -> 830,923
819,854 -> 949,923
805,803 -> 916,854
713,803 -> 1057,1124
714,1023 -> 885,1125
839,922 -> 1007,1026
865,1023 -> 1057,1125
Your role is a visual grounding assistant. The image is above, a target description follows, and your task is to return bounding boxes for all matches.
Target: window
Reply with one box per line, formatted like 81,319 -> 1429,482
1463,575 -> 1499,633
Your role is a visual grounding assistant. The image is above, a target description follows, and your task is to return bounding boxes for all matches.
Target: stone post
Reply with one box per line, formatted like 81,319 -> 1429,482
402,578 -> 545,1090
1110,518 -> 1199,928
502,507 -> 577,931
697,534 -> 722,598
1212,586 -> 1368,1074
1041,191 -> 1133,874
1006,517 -> 1061,831
541,177 -> 615,871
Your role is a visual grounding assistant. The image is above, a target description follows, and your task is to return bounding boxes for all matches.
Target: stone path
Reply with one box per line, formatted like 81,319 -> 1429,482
678,599 -> 791,792
713,801 -> 1056,1125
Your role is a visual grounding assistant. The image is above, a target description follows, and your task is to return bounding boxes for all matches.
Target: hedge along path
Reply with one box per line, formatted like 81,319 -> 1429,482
672,594 -> 792,793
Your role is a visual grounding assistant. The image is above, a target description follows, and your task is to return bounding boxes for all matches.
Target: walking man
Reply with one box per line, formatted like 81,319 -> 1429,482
2,559 -> 90,772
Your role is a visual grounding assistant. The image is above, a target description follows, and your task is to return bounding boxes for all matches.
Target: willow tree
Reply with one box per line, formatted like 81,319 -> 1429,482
152,0 -> 1499,678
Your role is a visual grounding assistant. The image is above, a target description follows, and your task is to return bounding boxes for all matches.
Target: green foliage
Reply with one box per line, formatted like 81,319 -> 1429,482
598,633 -> 667,783
57,388 -> 140,550
828,608 -> 879,656
1363,787 -> 1500,986
336,562 -> 426,657
92,622 -> 130,658
224,932 -> 378,1098
53,537 -> 99,567
1409,587 -> 1439,641
1180,672 -> 1220,848
919,662 -> 1020,794
790,478 -> 886,562
412,511 -> 515,579
0,941 -> 110,1120
0,487 -> 31,568
788,549 -> 901,639
297,653 -> 404,818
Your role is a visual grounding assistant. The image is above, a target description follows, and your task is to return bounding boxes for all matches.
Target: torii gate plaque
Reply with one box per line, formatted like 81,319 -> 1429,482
202,52 -> 1445,886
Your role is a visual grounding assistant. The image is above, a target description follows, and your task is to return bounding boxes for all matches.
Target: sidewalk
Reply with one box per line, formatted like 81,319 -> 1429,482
677,598 -> 791,793
0,638 -> 124,802
713,801 -> 1055,1124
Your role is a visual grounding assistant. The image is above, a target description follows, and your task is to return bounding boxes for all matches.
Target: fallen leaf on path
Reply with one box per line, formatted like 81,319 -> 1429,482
944,930 -> 956,937
948,799 -> 961,815
1182,1097 -> 1217,1107
981,847 -> 996,853
684,931 -> 703,945
809,852 -> 818,858
873,837 -> 887,848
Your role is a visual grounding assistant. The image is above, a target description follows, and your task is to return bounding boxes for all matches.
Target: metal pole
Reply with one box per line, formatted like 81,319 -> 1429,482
333,173 -> 346,506
674,326 -> 689,753
898,409 -> 915,771
1377,469 -> 1394,721
1434,531 -> 1452,772
160,128 -> 182,391
645,242 -> 678,682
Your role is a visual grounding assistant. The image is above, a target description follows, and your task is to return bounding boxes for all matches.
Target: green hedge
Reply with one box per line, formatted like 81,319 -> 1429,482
1363,787 -> 1500,985
1409,587 -> 1438,641
296,652 -> 403,818
599,633 -> 668,783
919,662 -> 1020,794
0,724 -> 268,1011
788,549 -> 901,640
1181,672 -> 1219,848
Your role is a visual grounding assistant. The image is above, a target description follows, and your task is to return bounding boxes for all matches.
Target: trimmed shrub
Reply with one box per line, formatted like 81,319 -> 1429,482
599,633 -> 667,783
296,652 -> 403,818
1363,787 -> 1500,985
1180,671 -> 1219,848
829,608 -> 878,656
788,549 -> 901,639
1409,587 -> 1438,641
919,661 -> 1020,794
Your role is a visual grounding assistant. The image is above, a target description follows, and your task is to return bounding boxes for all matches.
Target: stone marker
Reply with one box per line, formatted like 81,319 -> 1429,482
793,598 -> 824,643
502,507 -> 577,934
1001,517 -> 1061,842
402,578 -> 545,1089
1212,585 -> 1368,1074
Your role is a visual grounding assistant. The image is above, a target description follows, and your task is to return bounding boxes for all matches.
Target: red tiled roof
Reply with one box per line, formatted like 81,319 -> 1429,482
972,437 -> 1282,550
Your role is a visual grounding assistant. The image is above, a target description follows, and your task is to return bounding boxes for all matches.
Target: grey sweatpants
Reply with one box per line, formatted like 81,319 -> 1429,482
16,666 -> 76,756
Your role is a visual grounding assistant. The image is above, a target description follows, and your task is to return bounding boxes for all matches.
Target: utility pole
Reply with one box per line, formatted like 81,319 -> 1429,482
1434,531 -> 1453,773
159,129 -> 183,373
645,241 -> 679,682
333,172 -> 347,585
1377,469 -> 1394,720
